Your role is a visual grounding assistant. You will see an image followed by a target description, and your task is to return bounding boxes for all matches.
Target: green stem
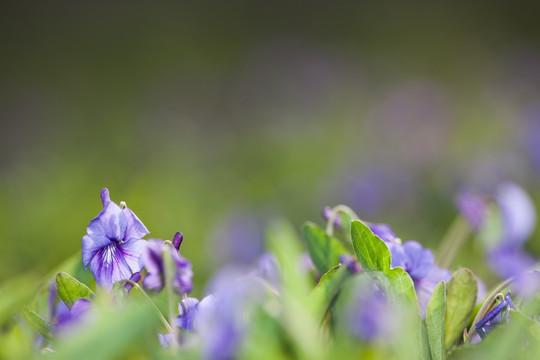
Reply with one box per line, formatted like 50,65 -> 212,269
163,245 -> 179,349
436,216 -> 470,269
325,205 -> 360,236
121,280 -> 174,334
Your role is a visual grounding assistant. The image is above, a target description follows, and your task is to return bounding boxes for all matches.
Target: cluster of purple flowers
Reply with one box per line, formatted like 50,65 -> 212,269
457,182 -> 538,279
323,208 -> 451,315
81,188 -> 193,294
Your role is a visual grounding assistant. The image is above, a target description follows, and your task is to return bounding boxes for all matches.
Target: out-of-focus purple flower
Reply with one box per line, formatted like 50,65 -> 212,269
488,246 -> 537,280
124,272 -> 141,292
339,254 -> 362,273
54,299 -> 91,334
369,223 -> 398,243
322,206 -> 343,230
342,277 -> 397,342
176,297 -> 201,331
141,236 -> 193,295
207,210 -> 265,267
82,188 -> 148,289
456,189 -> 488,230
457,182 -> 537,279
495,182 -> 536,248
387,240 -> 451,316
476,291 -> 516,339
250,253 -> 281,290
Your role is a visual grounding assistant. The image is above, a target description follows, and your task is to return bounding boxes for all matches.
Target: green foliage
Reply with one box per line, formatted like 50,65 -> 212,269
20,307 -> 54,342
426,281 -> 446,360
351,220 -> 425,359
302,222 -> 350,275
351,220 -> 391,273
56,272 -> 94,309
306,265 -> 350,321
445,268 -> 477,349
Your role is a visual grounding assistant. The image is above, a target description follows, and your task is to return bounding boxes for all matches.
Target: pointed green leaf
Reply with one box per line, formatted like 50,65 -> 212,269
302,222 -> 350,275
306,265 -> 350,321
445,268 -> 477,349
20,307 -> 54,341
56,272 -> 94,309
351,220 -> 391,272
426,281 -> 446,360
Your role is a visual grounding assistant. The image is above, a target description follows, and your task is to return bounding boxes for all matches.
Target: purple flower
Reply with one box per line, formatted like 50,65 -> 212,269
456,189 -> 488,230
369,223 -> 398,243
82,188 -> 149,289
495,182 -> 536,248
341,276 -> 397,342
387,240 -> 451,316
141,236 -> 193,295
476,291 -> 516,339
52,299 -> 92,334
457,182 -> 537,279
339,254 -> 362,273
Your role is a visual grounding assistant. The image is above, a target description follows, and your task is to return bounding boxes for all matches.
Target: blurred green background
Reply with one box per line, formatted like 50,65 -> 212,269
2,1 -> 540,293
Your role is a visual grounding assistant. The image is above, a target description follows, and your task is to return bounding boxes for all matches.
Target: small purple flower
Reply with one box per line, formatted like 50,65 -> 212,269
387,240 -> 451,316
369,223 -> 398,243
339,254 -> 362,273
82,188 -> 149,289
54,299 -> 92,334
457,182 -> 537,279
456,189 -> 488,230
476,291 -> 516,339
141,236 -> 193,295
342,277 -> 396,342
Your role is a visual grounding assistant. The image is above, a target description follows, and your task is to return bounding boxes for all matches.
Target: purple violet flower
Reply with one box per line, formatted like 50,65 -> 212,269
82,188 -> 149,289
54,299 -> 92,334
456,189 -> 488,230
141,235 -> 193,295
457,182 -> 537,279
386,240 -> 451,316
342,276 -> 397,342
339,254 -> 362,273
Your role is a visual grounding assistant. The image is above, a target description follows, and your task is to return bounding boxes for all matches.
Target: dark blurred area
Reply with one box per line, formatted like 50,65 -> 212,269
2,1 -> 540,290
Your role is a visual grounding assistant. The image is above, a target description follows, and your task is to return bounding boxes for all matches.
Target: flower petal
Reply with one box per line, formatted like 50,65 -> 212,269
89,243 -> 132,289
119,238 -> 146,273
82,234 -> 113,269
496,182 -> 536,247
87,202 -> 127,242
123,207 -> 150,240
402,241 -> 434,280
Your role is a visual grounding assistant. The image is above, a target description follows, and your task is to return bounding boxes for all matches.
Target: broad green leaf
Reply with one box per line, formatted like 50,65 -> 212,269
306,265 -> 349,321
302,222 -> 349,275
20,307 -> 54,342
48,302 -> 157,360
426,281 -> 446,360
351,220 -> 390,272
56,272 -> 94,309
445,268 -> 477,349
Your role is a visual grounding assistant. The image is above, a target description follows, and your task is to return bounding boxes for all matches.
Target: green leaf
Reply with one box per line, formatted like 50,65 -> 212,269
445,268 -> 477,349
351,220 -> 391,272
302,222 -> 349,275
306,265 -> 350,321
426,281 -> 446,360
55,272 -> 94,309
20,307 -> 54,342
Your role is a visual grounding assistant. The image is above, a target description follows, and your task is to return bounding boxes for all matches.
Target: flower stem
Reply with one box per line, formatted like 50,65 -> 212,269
121,280 -> 175,334
436,215 -> 470,269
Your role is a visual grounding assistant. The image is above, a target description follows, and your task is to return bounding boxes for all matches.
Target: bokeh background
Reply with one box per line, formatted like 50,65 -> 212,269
2,1 -> 540,294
